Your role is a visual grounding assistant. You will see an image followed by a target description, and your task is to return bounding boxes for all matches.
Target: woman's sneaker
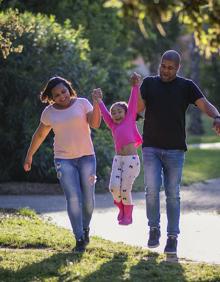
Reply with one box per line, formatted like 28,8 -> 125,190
73,237 -> 86,253
164,235 -> 177,254
147,227 -> 161,248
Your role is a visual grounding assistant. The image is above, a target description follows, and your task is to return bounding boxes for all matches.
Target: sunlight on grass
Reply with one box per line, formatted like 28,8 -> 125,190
133,148 -> 220,190
186,113 -> 220,144
0,209 -> 220,281
18,207 -> 37,218
183,149 -> 220,185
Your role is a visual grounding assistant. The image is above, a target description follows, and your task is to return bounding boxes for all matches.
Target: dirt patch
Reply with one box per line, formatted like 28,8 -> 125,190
0,182 -> 63,195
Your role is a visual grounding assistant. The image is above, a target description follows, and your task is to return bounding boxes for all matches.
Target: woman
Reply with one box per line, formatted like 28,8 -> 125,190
23,76 -> 101,252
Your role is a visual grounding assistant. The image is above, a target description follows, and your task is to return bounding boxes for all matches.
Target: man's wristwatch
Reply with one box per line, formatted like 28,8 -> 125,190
214,116 -> 220,120
213,116 -> 220,126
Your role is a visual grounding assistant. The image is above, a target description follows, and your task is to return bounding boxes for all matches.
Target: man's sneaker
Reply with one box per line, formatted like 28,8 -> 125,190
83,227 -> 90,245
164,235 -> 177,254
147,227 -> 161,248
73,237 -> 86,253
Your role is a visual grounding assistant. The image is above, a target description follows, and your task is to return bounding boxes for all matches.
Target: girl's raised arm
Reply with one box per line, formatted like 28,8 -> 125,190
127,73 -> 142,118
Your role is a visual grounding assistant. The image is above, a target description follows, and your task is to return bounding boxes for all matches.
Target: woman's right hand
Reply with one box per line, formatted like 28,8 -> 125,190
92,88 -> 103,103
23,156 -> 33,172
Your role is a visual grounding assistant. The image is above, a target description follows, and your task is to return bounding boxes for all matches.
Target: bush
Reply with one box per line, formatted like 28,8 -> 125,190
0,10 -> 109,188
0,9 -> 133,191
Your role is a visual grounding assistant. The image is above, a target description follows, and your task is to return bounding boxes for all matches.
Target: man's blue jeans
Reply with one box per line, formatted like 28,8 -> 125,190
142,147 -> 185,236
54,155 -> 96,240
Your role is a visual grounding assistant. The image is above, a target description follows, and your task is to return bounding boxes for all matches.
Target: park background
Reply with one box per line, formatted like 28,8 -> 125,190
0,0 -> 220,193
1,2 -> 220,281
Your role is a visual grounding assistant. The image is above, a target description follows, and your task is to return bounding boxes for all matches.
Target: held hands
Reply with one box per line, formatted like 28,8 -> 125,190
92,88 -> 103,103
130,72 -> 142,86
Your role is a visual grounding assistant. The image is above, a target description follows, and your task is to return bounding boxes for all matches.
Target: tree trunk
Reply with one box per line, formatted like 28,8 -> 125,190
187,35 -> 204,135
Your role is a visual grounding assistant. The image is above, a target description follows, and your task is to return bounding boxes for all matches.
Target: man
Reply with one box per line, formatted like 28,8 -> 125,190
137,50 -> 220,255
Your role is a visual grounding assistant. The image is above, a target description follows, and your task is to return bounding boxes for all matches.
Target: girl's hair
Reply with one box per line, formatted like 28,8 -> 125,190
110,101 -> 128,113
40,76 -> 77,103
110,101 -> 143,121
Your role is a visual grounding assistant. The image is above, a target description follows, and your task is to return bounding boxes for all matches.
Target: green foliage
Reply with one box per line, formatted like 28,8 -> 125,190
0,7 -> 132,188
93,128 -> 114,192
200,55 -> 220,109
1,0 -> 134,104
105,0 -> 220,58
0,10 -> 108,184
0,9 -> 26,58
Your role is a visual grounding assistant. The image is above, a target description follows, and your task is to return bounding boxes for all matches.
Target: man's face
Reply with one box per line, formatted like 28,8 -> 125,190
159,59 -> 179,82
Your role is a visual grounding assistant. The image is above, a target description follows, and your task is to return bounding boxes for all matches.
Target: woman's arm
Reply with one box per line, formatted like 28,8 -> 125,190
87,102 -> 101,129
91,88 -> 114,128
23,122 -> 52,171
87,88 -> 103,129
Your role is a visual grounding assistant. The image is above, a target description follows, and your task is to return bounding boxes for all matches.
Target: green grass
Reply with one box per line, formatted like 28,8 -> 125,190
182,148 -> 220,185
186,113 -> 220,144
133,148 -> 220,191
1,208 -> 220,282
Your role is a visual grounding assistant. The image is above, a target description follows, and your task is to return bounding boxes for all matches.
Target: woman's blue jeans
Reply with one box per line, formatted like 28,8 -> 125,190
142,147 -> 185,236
54,155 -> 96,240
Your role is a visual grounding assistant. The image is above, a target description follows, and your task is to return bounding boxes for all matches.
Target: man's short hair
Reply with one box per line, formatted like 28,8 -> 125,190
161,50 -> 181,66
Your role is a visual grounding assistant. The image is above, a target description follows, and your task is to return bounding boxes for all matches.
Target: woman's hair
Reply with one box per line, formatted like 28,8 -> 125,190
40,76 -> 77,103
110,101 -> 128,114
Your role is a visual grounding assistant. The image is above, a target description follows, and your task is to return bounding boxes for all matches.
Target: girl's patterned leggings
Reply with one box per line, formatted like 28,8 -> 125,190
109,155 -> 140,205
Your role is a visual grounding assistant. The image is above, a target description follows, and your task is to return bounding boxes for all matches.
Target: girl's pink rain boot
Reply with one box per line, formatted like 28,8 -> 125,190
114,200 -> 124,221
119,204 -> 133,225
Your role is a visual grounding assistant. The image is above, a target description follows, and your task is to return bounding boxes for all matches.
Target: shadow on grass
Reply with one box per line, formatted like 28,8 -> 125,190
0,251 -> 84,282
128,253 -> 187,282
81,251 -> 186,282
0,248 -> 188,282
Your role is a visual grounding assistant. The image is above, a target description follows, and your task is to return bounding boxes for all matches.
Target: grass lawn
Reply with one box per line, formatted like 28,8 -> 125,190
186,112 -> 220,144
182,148 -> 220,185
133,148 -> 220,191
1,208 -> 220,282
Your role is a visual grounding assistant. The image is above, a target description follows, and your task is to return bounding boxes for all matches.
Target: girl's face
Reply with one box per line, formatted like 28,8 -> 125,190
111,105 -> 126,124
51,83 -> 71,108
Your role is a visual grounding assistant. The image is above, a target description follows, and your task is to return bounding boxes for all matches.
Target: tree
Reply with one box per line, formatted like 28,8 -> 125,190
187,36 -> 204,135
0,10 -> 94,182
104,0 -> 220,58
0,9 -> 27,58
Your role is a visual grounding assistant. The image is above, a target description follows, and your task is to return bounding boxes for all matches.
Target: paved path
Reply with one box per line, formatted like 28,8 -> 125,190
1,178 -> 220,264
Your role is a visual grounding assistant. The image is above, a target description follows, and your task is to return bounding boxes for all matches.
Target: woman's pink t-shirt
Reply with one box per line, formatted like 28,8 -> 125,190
40,98 -> 94,159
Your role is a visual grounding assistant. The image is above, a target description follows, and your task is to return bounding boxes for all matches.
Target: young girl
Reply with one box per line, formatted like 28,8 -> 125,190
95,73 -> 142,225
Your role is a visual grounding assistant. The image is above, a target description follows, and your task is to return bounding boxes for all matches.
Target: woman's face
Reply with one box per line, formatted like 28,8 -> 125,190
51,83 -> 71,108
110,105 -> 126,124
